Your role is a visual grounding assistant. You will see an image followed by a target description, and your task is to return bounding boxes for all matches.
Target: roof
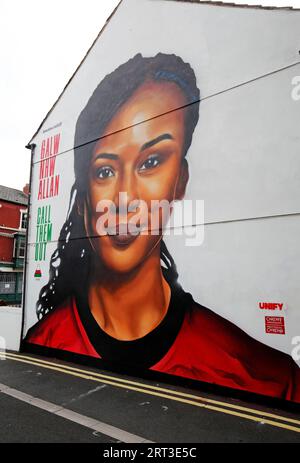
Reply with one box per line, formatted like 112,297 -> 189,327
27,0 -> 299,146
0,185 -> 28,206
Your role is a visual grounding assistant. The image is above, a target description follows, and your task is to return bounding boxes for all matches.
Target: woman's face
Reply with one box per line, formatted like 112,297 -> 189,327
87,80 -> 188,274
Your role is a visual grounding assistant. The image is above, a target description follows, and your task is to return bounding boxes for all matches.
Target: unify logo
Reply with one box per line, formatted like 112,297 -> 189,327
259,302 -> 284,311
95,193 -> 205,246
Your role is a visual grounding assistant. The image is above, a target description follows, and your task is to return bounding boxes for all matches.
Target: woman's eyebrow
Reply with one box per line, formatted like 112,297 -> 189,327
94,153 -> 119,161
140,133 -> 173,152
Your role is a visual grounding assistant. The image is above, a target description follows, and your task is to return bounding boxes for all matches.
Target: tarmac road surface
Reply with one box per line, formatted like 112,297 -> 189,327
0,350 -> 299,443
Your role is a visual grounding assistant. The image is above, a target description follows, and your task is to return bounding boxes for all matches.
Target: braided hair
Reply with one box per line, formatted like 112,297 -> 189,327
37,53 -> 200,319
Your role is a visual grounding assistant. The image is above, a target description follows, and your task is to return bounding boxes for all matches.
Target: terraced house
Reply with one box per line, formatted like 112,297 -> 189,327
0,185 -> 28,305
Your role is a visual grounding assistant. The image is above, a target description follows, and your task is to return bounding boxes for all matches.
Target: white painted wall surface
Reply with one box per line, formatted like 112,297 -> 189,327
0,307 -> 22,352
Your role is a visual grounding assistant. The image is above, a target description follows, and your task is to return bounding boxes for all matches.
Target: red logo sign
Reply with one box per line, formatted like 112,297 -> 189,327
259,302 -> 284,311
265,316 -> 285,335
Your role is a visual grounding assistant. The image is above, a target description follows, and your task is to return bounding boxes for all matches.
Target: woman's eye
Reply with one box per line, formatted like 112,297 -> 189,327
139,155 -> 160,171
96,166 -> 115,179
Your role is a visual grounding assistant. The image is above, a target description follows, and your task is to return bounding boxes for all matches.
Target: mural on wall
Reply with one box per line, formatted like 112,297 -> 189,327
22,0 -> 300,403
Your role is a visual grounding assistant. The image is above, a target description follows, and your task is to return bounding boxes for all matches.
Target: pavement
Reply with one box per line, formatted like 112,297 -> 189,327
0,350 -> 299,443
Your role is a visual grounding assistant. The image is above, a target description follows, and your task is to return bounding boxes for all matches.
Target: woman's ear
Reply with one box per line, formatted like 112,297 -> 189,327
175,159 -> 189,200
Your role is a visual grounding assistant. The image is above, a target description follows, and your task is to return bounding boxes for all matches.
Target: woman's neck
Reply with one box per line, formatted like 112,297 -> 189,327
88,251 -> 171,340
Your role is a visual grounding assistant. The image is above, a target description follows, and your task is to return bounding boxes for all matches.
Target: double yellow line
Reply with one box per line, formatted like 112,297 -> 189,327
1,351 -> 300,434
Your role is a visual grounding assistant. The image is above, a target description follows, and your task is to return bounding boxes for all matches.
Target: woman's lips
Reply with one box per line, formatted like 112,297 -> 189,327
108,230 -> 140,247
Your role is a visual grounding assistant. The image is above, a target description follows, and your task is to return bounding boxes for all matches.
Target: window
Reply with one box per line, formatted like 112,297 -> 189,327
18,238 -> 25,258
20,211 -> 28,230
0,273 -> 16,294
17,273 -> 23,293
13,235 -> 26,261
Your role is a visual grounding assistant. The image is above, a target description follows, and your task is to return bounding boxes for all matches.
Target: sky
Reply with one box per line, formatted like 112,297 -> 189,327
0,0 -> 299,191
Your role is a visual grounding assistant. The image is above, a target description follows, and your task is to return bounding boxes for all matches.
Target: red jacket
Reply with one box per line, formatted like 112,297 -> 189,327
25,297 -> 300,402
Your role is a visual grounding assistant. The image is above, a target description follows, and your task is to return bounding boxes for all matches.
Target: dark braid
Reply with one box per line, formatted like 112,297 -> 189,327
160,240 -> 179,284
37,53 -> 200,318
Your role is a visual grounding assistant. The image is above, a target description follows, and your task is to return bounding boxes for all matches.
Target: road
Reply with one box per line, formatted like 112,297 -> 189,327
0,351 -> 299,443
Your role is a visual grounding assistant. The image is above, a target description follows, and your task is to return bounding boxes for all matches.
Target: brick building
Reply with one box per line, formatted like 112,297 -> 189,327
0,185 -> 28,305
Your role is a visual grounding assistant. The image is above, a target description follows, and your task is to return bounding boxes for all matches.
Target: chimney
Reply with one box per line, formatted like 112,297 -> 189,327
23,183 -> 30,196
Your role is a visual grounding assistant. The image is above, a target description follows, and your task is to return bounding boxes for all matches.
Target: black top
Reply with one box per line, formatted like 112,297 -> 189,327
74,276 -> 191,369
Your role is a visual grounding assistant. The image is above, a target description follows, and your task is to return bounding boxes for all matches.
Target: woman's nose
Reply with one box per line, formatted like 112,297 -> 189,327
115,169 -> 138,212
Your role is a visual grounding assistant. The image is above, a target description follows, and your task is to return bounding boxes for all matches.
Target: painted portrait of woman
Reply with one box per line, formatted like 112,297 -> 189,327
25,53 -> 300,402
